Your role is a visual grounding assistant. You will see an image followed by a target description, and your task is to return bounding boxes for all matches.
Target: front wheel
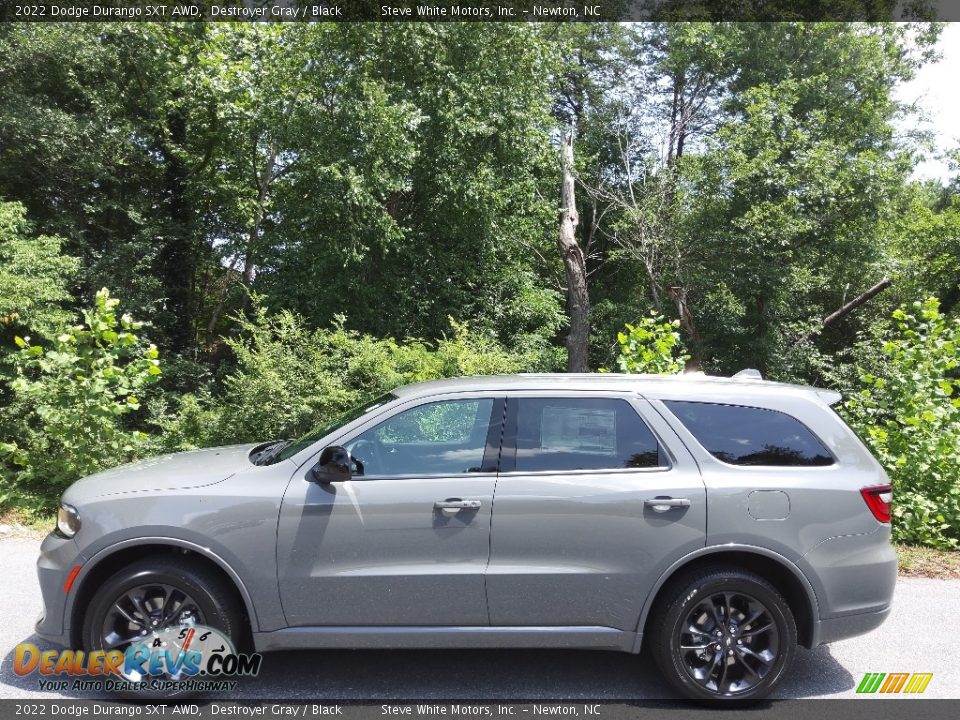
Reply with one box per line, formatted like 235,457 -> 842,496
81,556 -> 243,697
648,566 -> 797,701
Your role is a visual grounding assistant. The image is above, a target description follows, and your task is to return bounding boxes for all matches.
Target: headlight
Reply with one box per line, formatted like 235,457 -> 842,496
56,503 -> 81,538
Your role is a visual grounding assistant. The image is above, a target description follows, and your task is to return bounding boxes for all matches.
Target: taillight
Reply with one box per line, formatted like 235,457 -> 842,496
861,484 -> 892,524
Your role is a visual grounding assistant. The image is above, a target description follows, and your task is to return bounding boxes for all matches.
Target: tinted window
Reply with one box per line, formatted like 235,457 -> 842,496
512,398 -> 663,472
664,401 -> 833,467
346,398 -> 494,477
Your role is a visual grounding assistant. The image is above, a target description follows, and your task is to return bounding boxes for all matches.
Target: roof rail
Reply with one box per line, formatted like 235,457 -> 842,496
732,368 -> 763,380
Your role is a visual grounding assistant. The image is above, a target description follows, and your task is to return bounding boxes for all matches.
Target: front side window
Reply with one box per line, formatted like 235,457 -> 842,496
510,397 -> 664,472
275,393 -> 397,463
663,400 -> 833,467
346,398 -> 495,477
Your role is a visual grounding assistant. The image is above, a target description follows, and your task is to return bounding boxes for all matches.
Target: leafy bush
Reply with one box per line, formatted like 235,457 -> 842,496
841,298 -> 960,548
607,313 -> 689,374
0,200 -> 80,341
152,298 -> 558,451
0,289 -> 161,510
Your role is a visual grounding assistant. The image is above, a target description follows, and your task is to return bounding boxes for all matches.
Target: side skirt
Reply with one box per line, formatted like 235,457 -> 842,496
253,626 -> 636,653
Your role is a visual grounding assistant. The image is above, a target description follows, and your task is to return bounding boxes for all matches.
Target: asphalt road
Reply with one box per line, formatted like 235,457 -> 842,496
1,536 -> 957,700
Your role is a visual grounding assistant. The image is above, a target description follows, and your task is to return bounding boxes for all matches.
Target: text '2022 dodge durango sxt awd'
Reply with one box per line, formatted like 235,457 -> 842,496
36,373 -> 896,700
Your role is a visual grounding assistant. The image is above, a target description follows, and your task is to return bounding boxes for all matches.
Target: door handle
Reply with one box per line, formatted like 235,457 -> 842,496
644,497 -> 691,513
434,499 -> 482,517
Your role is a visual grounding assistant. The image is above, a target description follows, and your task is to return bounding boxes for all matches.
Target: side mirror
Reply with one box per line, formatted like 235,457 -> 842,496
308,445 -> 353,484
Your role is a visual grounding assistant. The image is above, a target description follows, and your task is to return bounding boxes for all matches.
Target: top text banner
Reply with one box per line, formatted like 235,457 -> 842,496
1,0 -> 956,22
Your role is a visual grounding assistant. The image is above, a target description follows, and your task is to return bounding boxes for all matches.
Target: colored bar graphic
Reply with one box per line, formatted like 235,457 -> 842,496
904,673 -> 933,694
880,673 -> 909,693
857,672 -> 933,694
857,673 -> 885,693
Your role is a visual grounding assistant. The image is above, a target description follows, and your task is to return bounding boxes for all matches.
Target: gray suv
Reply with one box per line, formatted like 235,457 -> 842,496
36,373 -> 896,700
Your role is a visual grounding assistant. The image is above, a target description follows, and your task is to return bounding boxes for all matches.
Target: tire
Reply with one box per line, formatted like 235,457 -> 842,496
648,565 -> 797,701
81,556 -> 243,698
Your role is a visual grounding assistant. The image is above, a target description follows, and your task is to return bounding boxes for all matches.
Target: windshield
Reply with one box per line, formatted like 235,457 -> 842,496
274,393 -> 398,463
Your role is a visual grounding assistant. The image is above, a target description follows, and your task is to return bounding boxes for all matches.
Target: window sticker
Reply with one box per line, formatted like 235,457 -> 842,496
540,406 -> 616,454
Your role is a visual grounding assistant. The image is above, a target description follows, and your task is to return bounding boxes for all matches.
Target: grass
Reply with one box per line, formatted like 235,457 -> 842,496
896,543 -> 960,579
0,507 -> 52,538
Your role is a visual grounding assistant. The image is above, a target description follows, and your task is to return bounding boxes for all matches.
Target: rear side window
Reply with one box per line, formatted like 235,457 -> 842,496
510,397 -> 664,472
663,401 -> 833,467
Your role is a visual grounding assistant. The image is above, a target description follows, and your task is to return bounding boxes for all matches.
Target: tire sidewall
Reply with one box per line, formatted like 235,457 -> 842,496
81,561 -> 239,698
659,574 -> 796,701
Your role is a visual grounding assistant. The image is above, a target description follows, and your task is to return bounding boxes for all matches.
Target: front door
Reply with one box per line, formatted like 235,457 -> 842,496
277,395 -> 501,627
486,393 -> 706,630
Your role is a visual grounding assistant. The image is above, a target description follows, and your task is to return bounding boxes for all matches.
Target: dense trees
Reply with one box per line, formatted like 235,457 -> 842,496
2,22 -> 945,370
0,23 -> 565,352
1,22 -> 958,544
579,23 -> 938,374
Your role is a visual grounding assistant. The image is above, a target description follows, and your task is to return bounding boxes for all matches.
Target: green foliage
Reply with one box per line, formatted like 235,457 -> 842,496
0,200 -> 80,339
608,313 -> 689,375
256,23 -> 565,349
0,24 -> 568,353
586,23 -> 933,377
888,188 -> 960,316
842,298 -> 960,548
0,289 -> 161,509
0,26 -> 165,329
679,25 -> 913,373
153,298 -> 558,451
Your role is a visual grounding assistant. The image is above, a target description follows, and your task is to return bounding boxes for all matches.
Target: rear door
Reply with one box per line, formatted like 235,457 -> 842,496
485,392 -> 706,630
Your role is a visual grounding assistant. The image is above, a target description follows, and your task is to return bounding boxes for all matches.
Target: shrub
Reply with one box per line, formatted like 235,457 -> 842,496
0,289 -> 161,510
153,298 -> 558,451
841,298 -> 960,548
0,200 -> 80,341
608,312 -> 689,374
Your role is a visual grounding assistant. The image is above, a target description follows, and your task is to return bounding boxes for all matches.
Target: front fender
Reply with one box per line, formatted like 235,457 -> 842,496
65,480 -> 288,640
68,535 -> 264,637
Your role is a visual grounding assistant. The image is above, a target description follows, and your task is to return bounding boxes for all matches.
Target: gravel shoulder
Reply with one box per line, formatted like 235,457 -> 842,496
1,537 -> 957,700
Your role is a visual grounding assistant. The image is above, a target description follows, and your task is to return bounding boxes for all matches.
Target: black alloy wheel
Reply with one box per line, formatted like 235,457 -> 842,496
100,582 -> 207,679
677,590 -> 780,695
649,565 -> 797,701
81,556 -> 243,695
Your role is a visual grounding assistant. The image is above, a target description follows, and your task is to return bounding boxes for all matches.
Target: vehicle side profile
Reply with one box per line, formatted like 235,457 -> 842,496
36,373 -> 896,700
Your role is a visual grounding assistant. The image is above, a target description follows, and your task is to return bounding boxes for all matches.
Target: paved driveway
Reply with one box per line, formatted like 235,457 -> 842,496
1,536 -> 957,699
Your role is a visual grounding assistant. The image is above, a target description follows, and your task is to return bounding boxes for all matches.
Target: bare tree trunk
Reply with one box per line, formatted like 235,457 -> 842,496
792,277 -> 893,347
204,254 -> 243,346
559,128 -> 590,373
820,277 -> 892,328
667,79 -> 680,166
665,285 -> 701,346
207,161 -> 271,335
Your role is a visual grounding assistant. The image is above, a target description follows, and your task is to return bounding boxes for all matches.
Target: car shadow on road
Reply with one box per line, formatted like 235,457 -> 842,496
229,644 -> 854,700
1,638 -> 854,700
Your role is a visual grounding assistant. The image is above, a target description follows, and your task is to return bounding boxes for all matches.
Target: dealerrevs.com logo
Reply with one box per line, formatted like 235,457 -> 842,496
856,672 -> 934,694
14,625 -> 262,693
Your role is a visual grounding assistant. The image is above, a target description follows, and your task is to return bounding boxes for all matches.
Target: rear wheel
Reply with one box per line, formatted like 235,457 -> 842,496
81,557 -> 243,697
649,566 -> 797,701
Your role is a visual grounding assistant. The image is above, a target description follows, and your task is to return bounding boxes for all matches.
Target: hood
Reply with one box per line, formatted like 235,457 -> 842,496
63,443 -> 260,503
